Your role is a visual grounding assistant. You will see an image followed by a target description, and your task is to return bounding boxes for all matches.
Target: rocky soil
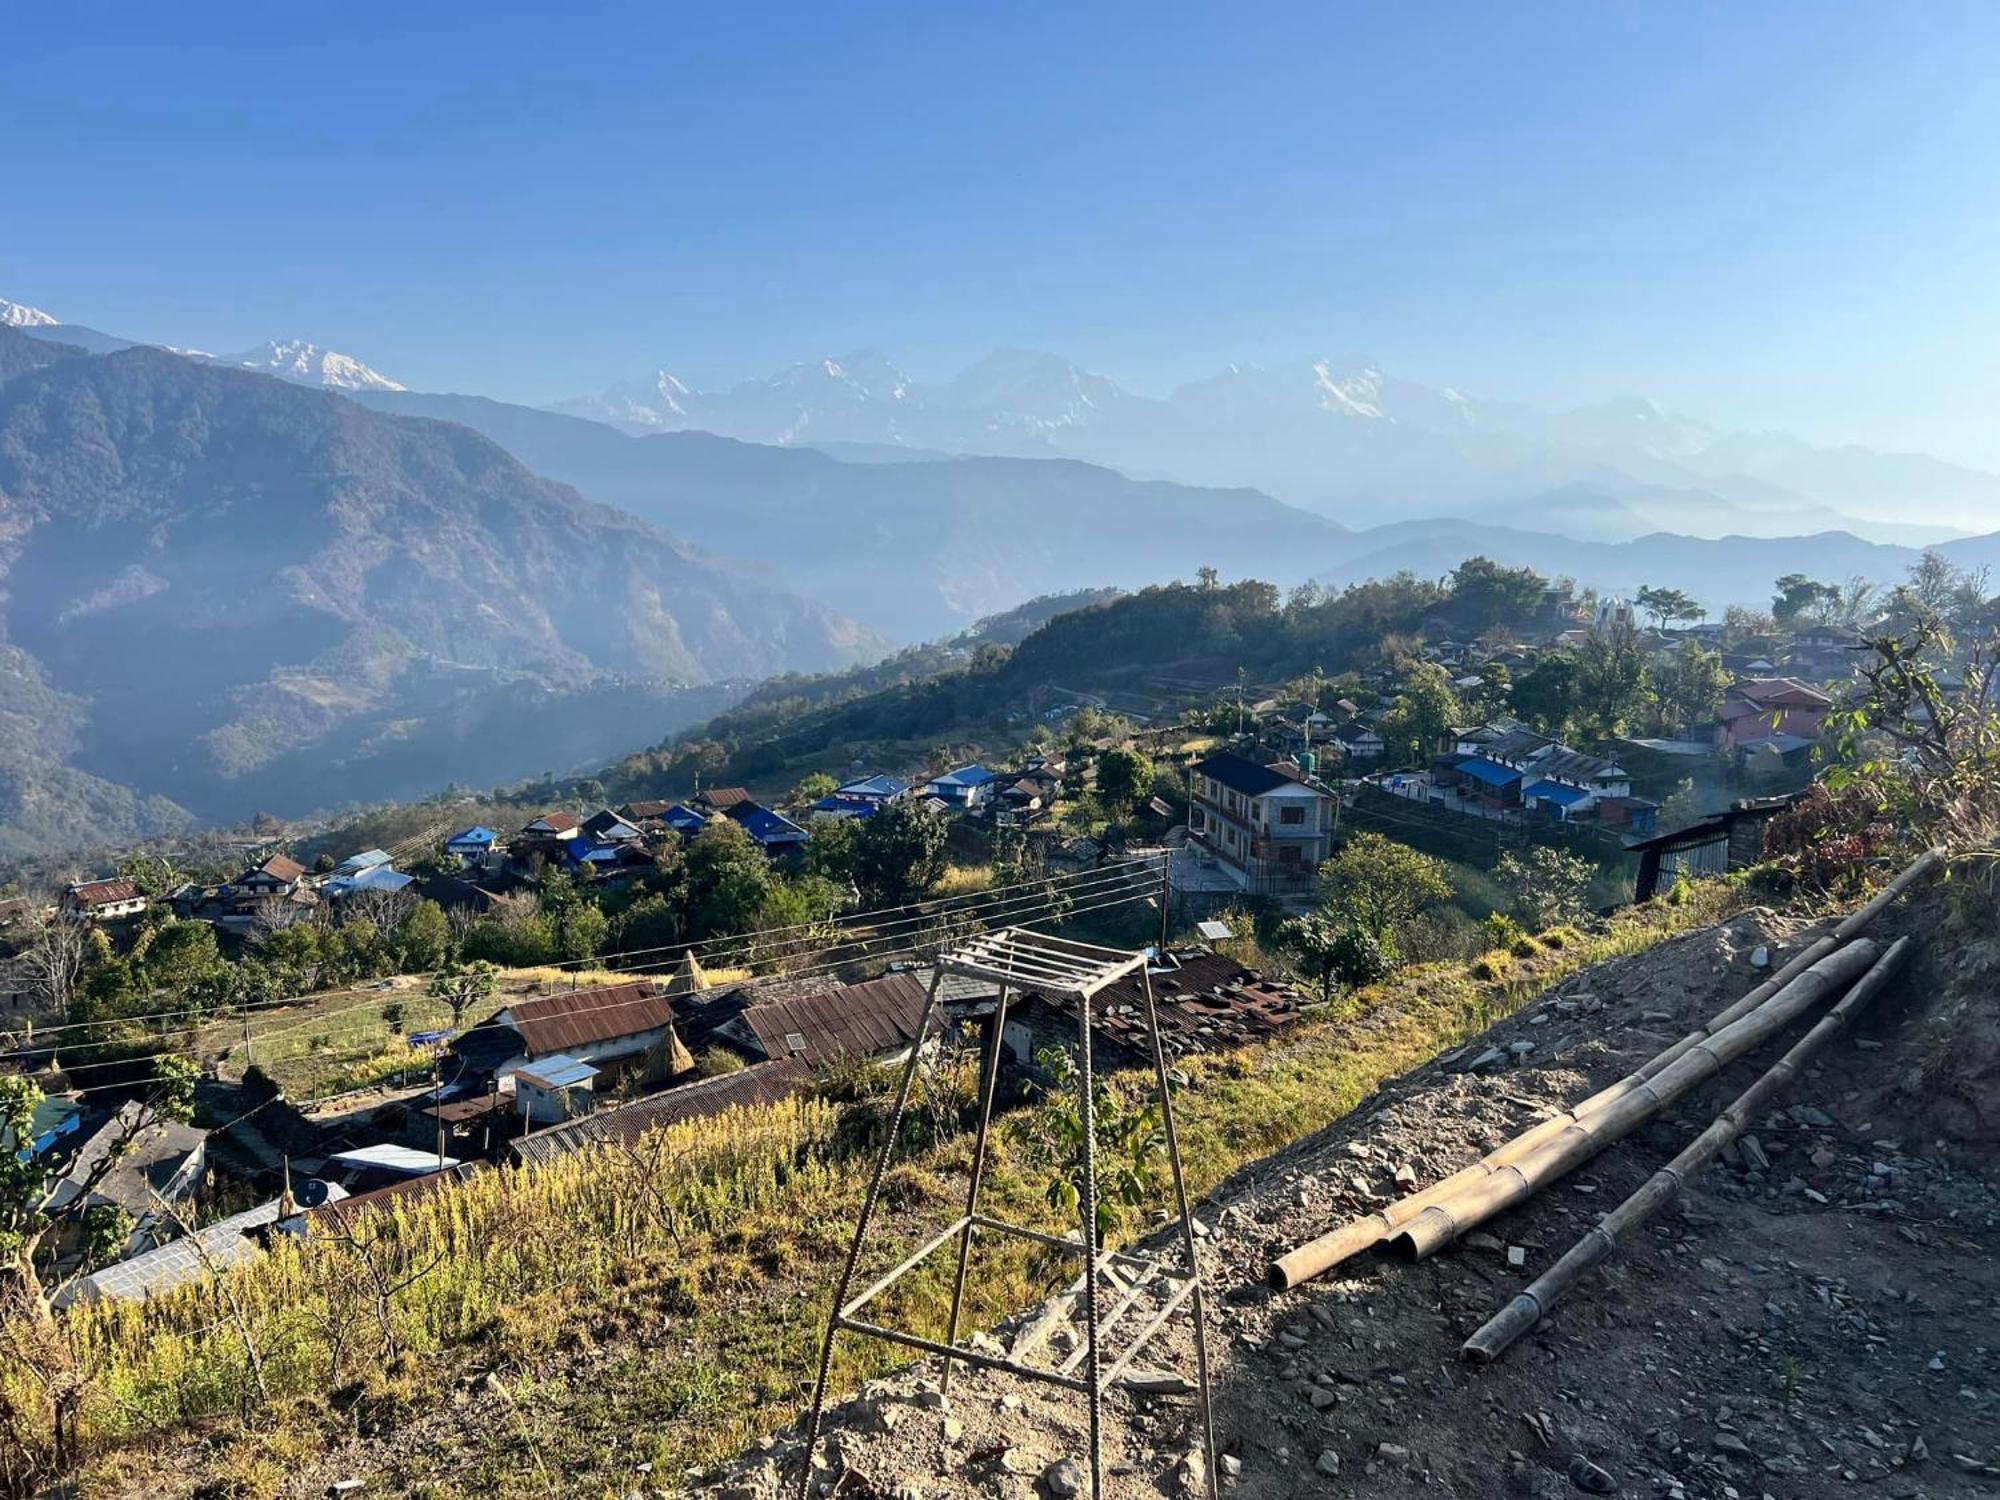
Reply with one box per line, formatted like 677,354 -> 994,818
712,906 -> 2000,1500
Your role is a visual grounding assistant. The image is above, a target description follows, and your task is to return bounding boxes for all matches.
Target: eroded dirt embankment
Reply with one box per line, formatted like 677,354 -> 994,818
731,898 -> 2000,1500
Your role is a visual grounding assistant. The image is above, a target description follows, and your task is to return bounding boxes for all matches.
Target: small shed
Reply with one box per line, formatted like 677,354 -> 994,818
514,1054 -> 600,1124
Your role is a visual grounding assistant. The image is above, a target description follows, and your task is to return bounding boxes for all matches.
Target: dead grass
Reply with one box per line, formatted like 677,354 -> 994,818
53,880 -> 1747,1498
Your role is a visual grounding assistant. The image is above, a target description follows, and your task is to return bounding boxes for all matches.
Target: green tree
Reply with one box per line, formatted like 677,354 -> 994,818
559,903 -> 609,962
686,818 -> 775,936
1380,662 -> 1462,766
1448,557 -> 1547,632
851,801 -> 950,907
426,957 -> 497,1033
1571,627 -> 1649,738
1511,652 -> 1578,737
614,892 -> 684,956
1317,832 -> 1453,955
1280,911 -> 1392,1003
1650,637 -> 1731,735
1496,847 -> 1596,930
803,817 -> 859,885
115,853 -> 179,898
787,771 -> 839,809
1634,584 -> 1705,631
1094,747 -> 1155,813
1773,573 -> 1836,627
136,919 -> 225,1000
397,899 -> 452,972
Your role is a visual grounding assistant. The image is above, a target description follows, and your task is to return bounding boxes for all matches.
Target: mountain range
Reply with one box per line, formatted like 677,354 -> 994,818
0,324 -> 875,859
557,348 -> 1996,545
4,289 -> 1999,858
344,388 -> 1347,640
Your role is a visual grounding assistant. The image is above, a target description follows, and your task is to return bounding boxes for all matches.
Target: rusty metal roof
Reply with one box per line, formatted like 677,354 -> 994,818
1029,950 -> 1306,1058
510,1058 -> 809,1165
68,878 -> 141,906
503,981 -> 673,1056
740,972 -> 931,1070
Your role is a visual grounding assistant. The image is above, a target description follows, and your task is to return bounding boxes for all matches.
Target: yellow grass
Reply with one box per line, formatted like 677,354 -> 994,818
11,880 -> 1746,1496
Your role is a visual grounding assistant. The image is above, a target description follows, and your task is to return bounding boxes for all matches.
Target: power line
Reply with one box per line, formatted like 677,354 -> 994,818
15,856 -> 1165,1044
50,876 -> 1160,1096
56,883 -> 1162,1101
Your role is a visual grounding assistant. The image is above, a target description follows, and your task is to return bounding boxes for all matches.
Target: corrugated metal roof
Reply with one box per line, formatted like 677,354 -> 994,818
511,1059 -> 809,1165
1529,781 -> 1590,806
931,764 -> 998,788
516,1054 -> 600,1090
740,972 -> 931,1069
327,1144 -> 462,1175
1456,756 -> 1522,788
504,981 -> 674,1056
1026,951 -> 1305,1059
1535,748 -> 1625,783
59,1187 -> 348,1306
67,878 -> 142,906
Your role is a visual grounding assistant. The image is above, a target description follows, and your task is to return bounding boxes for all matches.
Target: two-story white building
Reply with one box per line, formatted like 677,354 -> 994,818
1186,753 -> 1336,897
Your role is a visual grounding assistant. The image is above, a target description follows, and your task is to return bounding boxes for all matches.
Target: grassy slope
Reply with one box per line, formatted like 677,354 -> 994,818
55,883 -> 1745,1498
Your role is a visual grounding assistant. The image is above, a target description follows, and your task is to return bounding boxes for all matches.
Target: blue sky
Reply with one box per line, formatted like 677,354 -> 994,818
6,3 -> 1999,465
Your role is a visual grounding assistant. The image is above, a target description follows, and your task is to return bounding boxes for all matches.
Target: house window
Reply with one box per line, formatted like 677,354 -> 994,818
1279,804 -> 1305,826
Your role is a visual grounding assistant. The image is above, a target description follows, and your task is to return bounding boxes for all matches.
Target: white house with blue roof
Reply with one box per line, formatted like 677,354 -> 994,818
445,826 -> 500,868
927,764 -> 1000,809
810,773 -> 912,821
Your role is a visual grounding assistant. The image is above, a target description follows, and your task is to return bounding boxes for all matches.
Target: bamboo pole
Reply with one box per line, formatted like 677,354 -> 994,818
1266,847 -> 1941,1290
1385,940 -> 1881,1262
1463,935 -> 1913,1363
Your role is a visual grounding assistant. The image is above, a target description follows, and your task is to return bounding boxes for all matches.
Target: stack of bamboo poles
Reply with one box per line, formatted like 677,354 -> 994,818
1266,847 -> 1942,1292
1462,934 -> 1914,1362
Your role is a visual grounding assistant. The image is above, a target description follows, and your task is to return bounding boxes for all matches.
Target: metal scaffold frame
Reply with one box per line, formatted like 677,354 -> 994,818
797,927 -> 1219,1500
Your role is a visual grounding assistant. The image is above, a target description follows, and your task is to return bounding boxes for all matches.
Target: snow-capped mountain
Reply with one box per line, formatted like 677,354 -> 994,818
217,339 -> 405,392
552,347 -> 2000,539
0,297 -> 60,329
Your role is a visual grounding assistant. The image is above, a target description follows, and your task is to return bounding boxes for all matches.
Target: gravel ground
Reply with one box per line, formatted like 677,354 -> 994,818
717,908 -> 2000,1500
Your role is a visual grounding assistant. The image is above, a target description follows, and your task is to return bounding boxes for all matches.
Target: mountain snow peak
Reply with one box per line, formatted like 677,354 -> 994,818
0,297 -> 61,329
223,338 -> 405,392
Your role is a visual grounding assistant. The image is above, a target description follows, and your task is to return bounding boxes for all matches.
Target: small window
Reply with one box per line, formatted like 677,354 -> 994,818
784,1032 -> 809,1054
1280,805 -> 1305,825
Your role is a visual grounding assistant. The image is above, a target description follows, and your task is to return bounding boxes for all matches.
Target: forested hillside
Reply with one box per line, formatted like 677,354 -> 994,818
0,329 -> 877,855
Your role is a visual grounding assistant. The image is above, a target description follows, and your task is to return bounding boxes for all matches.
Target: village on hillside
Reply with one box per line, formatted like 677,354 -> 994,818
2,550 -> 1994,1499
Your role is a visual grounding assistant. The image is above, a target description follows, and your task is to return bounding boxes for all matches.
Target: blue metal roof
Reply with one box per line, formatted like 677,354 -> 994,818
1457,756 -> 1522,788
447,826 -> 498,846
838,774 -> 909,799
662,804 -> 708,832
812,795 -> 881,818
334,848 -> 393,875
932,764 -> 998,788
735,806 -> 808,844
1529,781 -> 1590,807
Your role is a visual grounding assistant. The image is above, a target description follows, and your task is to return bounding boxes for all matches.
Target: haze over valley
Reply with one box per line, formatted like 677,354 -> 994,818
3,284 -> 1999,853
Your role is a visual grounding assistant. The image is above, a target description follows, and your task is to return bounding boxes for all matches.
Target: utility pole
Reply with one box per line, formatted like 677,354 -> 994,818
242,1011 -> 254,1067
1156,851 -> 1172,954
435,1051 -> 447,1168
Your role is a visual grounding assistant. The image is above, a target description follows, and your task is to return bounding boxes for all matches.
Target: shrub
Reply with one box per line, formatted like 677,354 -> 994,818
694,1046 -> 747,1079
